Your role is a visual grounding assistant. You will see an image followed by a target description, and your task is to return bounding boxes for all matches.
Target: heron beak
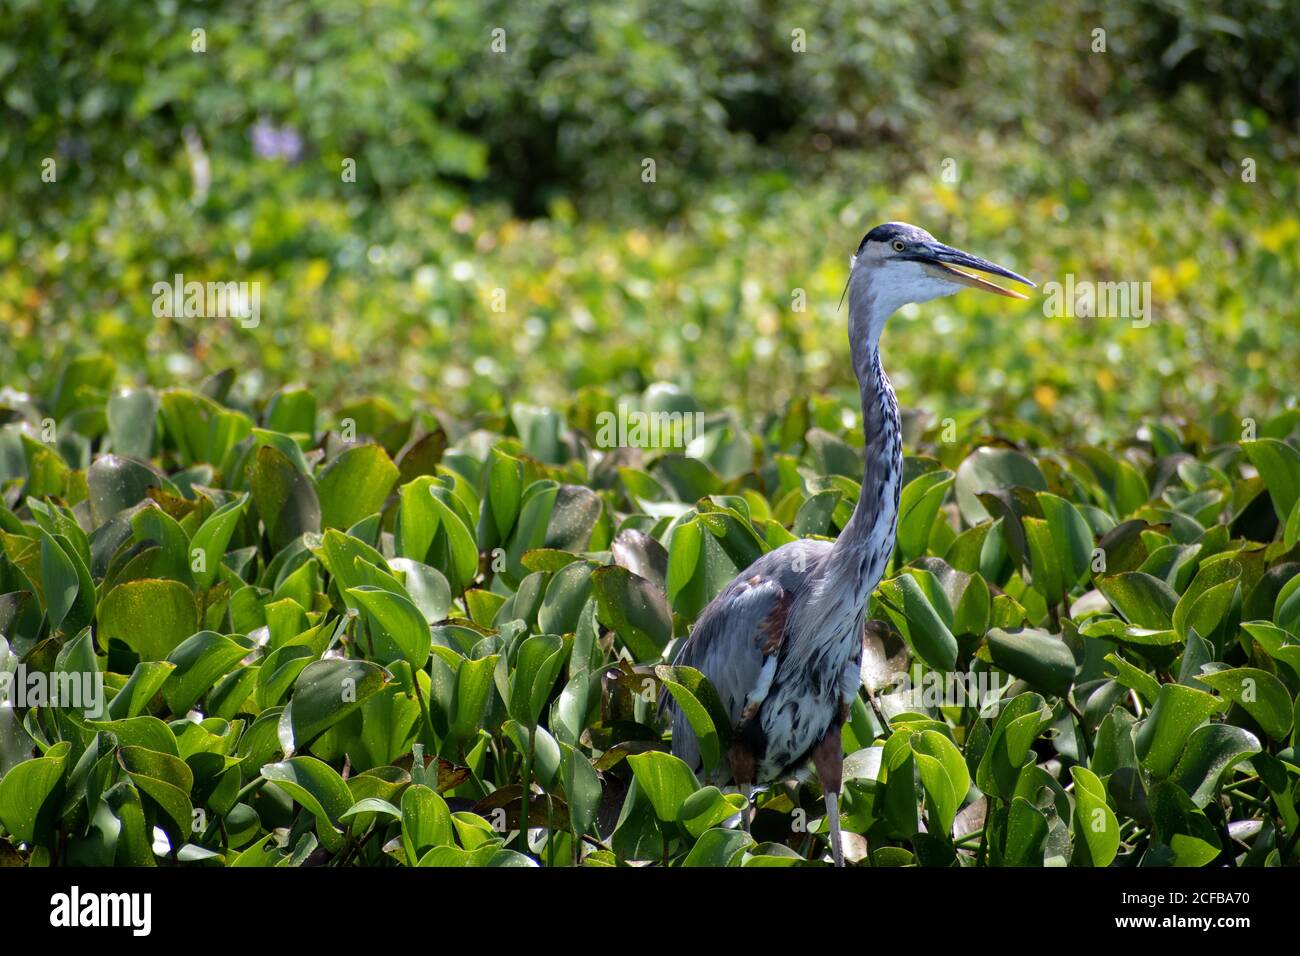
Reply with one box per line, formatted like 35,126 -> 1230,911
918,243 -> 1037,300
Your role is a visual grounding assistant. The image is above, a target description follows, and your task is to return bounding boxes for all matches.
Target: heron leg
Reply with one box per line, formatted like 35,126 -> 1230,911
727,740 -> 756,832
811,720 -> 845,867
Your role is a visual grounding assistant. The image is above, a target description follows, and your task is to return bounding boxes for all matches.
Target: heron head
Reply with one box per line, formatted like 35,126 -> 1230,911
844,222 -> 1036,318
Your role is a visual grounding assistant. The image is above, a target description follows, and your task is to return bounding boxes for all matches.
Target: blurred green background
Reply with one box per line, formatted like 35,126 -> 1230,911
1,0 -> 1297,439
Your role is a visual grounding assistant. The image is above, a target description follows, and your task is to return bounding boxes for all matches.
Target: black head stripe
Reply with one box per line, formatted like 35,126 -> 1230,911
857,222 -> 931,255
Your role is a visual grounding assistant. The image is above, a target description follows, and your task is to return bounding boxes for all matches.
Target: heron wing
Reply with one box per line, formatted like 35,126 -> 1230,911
661,539 -> 830,776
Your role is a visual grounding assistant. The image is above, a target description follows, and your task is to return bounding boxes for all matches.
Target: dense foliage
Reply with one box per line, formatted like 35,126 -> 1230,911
2,0 -> 1298,435
1,363 -> 1298,866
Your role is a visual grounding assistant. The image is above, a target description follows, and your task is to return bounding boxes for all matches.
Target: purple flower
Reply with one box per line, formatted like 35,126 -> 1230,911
249,119 -> 303,163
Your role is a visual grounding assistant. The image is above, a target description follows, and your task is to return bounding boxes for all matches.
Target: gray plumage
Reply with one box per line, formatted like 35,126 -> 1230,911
657,222 -> 1034,866
668,347 -> 900,782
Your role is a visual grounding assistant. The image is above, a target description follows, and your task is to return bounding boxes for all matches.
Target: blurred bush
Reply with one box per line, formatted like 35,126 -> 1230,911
3,0 -> 1297,217
0,0 -> 1296,435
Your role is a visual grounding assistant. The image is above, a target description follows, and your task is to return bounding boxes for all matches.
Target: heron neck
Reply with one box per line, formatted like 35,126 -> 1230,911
826,290 -> 903,599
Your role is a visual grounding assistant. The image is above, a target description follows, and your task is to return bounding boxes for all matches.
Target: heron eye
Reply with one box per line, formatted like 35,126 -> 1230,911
892,240 -> 905,252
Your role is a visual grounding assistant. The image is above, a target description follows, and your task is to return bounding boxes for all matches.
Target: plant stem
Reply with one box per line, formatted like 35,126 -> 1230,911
410,673 -> 439,746
517,726 -> 534,857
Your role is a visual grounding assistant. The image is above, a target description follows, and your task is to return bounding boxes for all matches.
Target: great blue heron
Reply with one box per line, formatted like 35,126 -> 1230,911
661,222 -> 1034,866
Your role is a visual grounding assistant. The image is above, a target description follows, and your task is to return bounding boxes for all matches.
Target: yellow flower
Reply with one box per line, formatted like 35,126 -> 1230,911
1256,218 -> 1299,253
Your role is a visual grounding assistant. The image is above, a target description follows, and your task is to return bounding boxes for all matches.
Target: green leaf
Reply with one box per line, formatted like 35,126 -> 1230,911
426,485 -> 479,593
107,388 -> 159,460
347,585 -> 431,671
1278,573 -> 1300,635
265,385 -> 317,436
677,785 -> 745,840
976,693 -> 1050,801
1096,572 -> 1178,629
666,518 -> 702,601
1195,667 -> 1293,741
559,742 -> 603,838
1103,652 -> 1161,706
1023,516 -> 1063,605
485,447 -> 524,540
1038,492 -> 1094,589
506,633 -> 566,729
189,494 -> 249,589
1242,438 -> 1300,524
1148,780 -> 1221,866
897,470 -> 954,561
1134,683 -> 1224,779
450,654 -> 499,744
289,659 -> 388,748
627,750 -> 700,822
316,443 -> 400,531
955,447 -> 1047,525
86,454 -> 168,526
912,729 -> 968,837
985,627 -> 1075,697
878,572 -> 958,672
118,745 -> 193,841
1073,446 -> 1151,517
1002,796 -> 1048,866
0,741 -> 70,844
537,560 -> 594,636
99,578 -> 199,662
793,489 -> 840,537
130,504 -> 193,583
250,444 -> 321,553
315,527 -> 389,593
1069,765 -> 1118,867
388,558 -> 453,624
591,565 -> 671,662
36,526 -> 79,632
1285,496 -> 1300,550
86,715 -> 179,755
162,631 -> 249,715
107,661 -> 175,720
261,757 -> 353,852
340,797 -> 402,823
682,827 -> 753,866
159,388 -> 252,469
878,730 -> 920,836
1170,723 -> 1261,808
251,428 -> 313,475
417,845 -> 536,867
953,572 -> 992,636
1172,559 -> 1241,642
655,664 -> 732,775
401,784 -> 453,865
1243,621 -> 1300,679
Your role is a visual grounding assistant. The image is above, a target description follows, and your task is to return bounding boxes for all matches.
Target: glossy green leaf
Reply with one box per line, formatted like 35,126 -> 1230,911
985,627 -> 1075,697
1195,667 -> 1293,740
99,579 -> 199,662
1135,683 -> 1225,779
316,443 -> 399,531
347,585 -> 431,670
627,750 -> 700,822
1069,765 -> 1118,867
